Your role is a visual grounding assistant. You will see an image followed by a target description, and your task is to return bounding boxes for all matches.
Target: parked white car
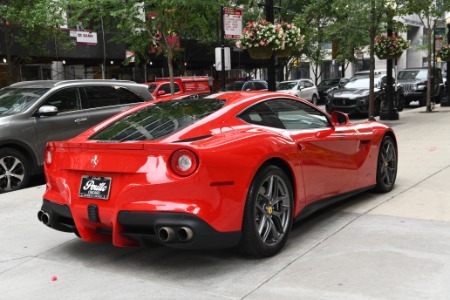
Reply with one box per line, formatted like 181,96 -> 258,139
276,79 -> 319,105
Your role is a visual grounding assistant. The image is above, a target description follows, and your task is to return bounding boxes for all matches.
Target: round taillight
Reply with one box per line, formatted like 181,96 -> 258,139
170,149 -> 199,177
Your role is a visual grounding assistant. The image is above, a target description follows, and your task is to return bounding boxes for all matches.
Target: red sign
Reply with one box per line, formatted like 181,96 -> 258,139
224,8 -> 242,39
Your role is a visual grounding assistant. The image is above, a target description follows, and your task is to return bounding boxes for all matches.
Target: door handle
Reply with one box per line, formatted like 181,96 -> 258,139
74,117 -> 88,123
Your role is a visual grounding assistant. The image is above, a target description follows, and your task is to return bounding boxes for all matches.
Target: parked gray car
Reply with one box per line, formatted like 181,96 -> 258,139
0,80 -> 153,192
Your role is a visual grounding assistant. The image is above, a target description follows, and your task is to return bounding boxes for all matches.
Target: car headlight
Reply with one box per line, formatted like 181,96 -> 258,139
357,97 -> 368,105
416,84 -> 426,91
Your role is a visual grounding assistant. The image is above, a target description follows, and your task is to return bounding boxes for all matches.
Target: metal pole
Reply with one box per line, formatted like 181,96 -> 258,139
220,6 -> 226,91
266,0 -> 276,91
380,26 -> 399,120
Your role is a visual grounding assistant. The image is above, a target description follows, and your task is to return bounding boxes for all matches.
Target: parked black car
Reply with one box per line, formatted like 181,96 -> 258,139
0,80 -> 153,192
318,78 -> 342,103
397,67 -> 444,107
325,72 -> 405,116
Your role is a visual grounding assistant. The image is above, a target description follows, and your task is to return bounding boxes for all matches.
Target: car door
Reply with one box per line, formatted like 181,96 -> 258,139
34,87 -> 91,165
301,81 -> 315,101
266,99 -> 359,204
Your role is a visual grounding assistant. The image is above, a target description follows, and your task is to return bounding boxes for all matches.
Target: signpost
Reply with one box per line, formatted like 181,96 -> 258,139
220,7 -> 242,90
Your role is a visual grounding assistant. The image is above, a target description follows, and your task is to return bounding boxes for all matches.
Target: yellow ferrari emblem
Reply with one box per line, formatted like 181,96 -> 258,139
266,206 -> 273,215
354,128 -> 360,135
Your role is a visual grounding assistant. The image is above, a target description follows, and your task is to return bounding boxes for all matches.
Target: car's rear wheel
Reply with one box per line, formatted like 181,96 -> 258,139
0,148 -> 30,193
375,135 -> 397,193
239,165 -> 293,257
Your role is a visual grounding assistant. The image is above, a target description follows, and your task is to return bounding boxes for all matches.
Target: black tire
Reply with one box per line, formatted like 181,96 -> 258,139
238,165 -> 293,257
397,95 -> 405,112
375,135 -> 397,193
437,90 -> 444,104
375,99 -> 382,116
0,148 -> 31,193
419,96 -> 426,107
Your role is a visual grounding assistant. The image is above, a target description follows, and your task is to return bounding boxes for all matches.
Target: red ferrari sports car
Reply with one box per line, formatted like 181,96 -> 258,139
38,91 -> 397,257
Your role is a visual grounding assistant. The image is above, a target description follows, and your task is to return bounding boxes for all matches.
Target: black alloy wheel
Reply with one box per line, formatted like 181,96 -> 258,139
375,135 -> 397,193
0,148 -> 30,193
239,164 -> 293,257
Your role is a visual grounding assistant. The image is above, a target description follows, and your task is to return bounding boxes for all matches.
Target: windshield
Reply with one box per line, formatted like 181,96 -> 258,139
225,82 -> 245,91
0,87 -> 49,116
276,82 -> 297,90
397,70 -> 427,80
344,76 -> 371,89
90,99 -> 226,141
147,84 -> 158,93
318,79 -> 340,87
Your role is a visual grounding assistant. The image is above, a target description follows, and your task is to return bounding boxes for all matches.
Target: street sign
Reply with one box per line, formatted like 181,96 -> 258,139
215,47 -> 231,71
223,7 -> 242,39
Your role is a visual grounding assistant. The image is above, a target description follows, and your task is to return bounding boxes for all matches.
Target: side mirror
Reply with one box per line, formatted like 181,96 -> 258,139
331,111 -> 349,125
36,105 -> 58,117
157,90 -> 166,96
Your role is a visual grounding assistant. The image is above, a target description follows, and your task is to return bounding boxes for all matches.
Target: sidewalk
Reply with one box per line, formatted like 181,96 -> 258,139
1,105 -> 450,299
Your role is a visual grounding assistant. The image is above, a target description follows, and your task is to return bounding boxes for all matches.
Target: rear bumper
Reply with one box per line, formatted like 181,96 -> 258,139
39,199 -> 241,250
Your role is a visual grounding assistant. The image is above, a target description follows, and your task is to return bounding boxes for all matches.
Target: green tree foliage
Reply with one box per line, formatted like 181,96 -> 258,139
68,0 -> 225,92
0,0 -> 72,84
407,0 -> 450,112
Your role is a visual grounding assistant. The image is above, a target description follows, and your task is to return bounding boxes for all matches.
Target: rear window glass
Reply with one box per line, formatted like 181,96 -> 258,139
0,87 -> 49,116
89,99 -> 225,141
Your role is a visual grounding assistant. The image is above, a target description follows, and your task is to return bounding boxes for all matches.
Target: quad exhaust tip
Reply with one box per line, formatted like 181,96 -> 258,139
158,226 -> 175,243
178,227 -> 194,242
157,226 -> 194,243
37,210 -> 51,226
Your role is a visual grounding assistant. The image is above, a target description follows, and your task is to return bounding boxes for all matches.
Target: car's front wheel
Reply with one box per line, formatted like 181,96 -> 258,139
239,165 -> 293,257
0,148 -> 30,193
375,135 -> 397,193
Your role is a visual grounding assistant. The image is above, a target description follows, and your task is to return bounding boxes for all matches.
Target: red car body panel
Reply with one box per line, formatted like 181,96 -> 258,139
41,91 -> 394,249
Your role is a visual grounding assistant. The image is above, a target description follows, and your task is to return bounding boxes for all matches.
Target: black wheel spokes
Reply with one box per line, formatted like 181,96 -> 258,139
256,175 -> 291,245
0,156 -> 25,192
380,140 -> 397,186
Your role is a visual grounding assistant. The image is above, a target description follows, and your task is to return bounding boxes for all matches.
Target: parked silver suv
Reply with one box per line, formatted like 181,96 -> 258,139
0,80 -> 153,192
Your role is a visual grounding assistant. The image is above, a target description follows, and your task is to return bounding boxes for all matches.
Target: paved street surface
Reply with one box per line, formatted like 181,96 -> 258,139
1,105 -> 450,299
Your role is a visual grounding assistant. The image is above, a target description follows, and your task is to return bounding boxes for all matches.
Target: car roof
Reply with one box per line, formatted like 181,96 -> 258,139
7,79 -> 141,89
354,70 -> 386,75
399,67 -> 440,71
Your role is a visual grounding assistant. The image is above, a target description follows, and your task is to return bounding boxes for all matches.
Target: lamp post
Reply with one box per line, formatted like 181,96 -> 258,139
442,16 -> 450,106
380,1 -> 399,120
265,0 -> 276,91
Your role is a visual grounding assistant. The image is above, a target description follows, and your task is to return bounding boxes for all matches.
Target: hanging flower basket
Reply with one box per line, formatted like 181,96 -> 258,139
376,52 -> 403,60
274,46 -> 293,58
437,44 -> 450,61
374,33 -> 410,60
247,47 -> 273,60
235,20 -> 303,60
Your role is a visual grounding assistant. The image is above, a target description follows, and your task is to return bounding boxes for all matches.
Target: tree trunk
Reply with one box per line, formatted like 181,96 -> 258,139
426,25 -> 433,112
168,49 -> 175,95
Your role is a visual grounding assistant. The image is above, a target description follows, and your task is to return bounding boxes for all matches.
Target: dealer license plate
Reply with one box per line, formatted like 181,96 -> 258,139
78,176 -> 112,200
